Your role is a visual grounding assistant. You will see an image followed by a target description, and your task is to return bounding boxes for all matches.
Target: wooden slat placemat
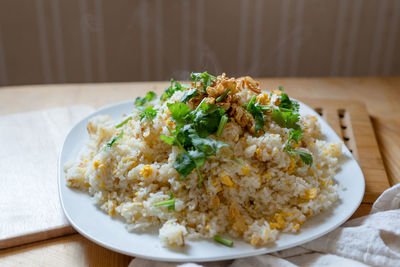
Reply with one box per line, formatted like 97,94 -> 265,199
302,99 -> 390,209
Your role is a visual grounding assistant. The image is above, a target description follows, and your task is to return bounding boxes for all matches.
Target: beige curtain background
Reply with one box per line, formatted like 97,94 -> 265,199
0,0 -> 399,86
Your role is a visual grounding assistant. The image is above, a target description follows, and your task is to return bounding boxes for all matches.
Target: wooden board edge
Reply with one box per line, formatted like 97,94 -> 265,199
0,225 -> 76,250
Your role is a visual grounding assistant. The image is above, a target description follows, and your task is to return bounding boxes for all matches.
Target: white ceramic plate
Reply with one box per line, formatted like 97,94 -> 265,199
58,100 -> 365,262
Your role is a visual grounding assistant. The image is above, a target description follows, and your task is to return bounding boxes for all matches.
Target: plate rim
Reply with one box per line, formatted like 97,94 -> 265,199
58,100 -> 365,262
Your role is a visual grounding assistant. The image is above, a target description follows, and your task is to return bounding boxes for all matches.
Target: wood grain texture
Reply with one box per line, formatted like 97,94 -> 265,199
0,77 -> 398,266
303,99 -> 390,203
0,106 -> 94,249
0,234 -> 132,267
372,117 -> 400,187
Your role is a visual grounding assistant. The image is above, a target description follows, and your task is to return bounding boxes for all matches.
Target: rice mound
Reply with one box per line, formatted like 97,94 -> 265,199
64,74 -> 342,247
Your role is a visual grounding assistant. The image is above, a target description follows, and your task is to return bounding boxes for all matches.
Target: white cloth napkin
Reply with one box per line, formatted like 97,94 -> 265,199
0,106 -> 94,248
129,184 -> 400,267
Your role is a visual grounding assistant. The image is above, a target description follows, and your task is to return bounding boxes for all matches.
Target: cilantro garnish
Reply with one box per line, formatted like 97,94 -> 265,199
190,71 -> 216,92
288,129 -> 302,144
242,87 -> 312,166
272,109 -> 300,130
139,106 -> 158,121
160,101 -> 228,186
134,91 -> 157,106
180,88 -> 200,103
243,96 -> 270,135
159,134 -> 175,145
167,102 -> 192,127
161,79 -> 188,101
289,149 -> 313,166
174,152 -> 197,177
268,88 -> 313,165
192,101 -> 227,137
279,93 -> 299,112
154,192 -> 175,211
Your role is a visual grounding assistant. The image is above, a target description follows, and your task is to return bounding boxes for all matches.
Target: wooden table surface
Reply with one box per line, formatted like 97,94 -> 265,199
0,76 -> 399,266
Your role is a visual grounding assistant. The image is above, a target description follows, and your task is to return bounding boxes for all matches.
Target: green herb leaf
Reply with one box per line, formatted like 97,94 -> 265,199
214,235 -> 233,247
288,129 -> 303,144
104,130 -> 124,149
192,102 -> 226,137
154,192 -> 175,211
216,115 -> 228,137
215,88 -> 231,102
163,95 -> 229,186
190,135 -> 228,157
231,157 -> 244,165
139,106 -> 158,121
291,150 -> 313,166
116,116 -> 132,128
279,93 -> 299,112
167,102 -> 193,128
161,79 -> 188,101
244,96 -> 265,134
174,152 -> 196,178
272,109 -> 300,130
270,89 -> 312,165
190,71 -> 216,91
188,149 -> 206,167
134,91 -> 157,106
159,135 -> 176,145
180,88 -> 200,103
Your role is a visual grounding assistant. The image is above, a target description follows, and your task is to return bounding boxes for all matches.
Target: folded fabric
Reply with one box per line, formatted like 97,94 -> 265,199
129,184 -> 400,267
0,106 -> 94,248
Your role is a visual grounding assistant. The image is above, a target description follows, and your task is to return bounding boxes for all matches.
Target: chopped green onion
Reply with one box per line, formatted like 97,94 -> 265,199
215,89 -> 231,102
154,192 -> 175,211
216,115 -> 228,137
214,235 -> 233,247
116,116 -> 132,128
231,157 -> 244,165
259,105 -> 272,111
102,130 -> 124,151
196,168 -> 203,187
195,98 -> 207,112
